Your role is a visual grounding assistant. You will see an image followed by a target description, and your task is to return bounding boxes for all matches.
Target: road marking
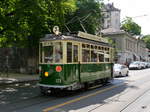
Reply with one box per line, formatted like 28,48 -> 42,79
43,83 -> 124,112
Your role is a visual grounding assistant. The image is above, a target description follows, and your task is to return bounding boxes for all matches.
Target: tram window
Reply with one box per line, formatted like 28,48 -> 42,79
67,42 -> 72,63
95,46 -> 97,49
106,51 -> 109,54
91,51 -> 97,62
82,44 -> 85,48
55,42 -> 63,63
82,49 -> 90,62
73,45 -> 78,62
87,44 -> 90,48
98,54 -> 104,62
105,58 -> 110,62
44,46 -> 53,63
98,46 -> 101,50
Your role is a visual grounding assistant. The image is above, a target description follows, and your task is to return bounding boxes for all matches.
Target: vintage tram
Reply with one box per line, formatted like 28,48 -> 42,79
38,31 -> 114,94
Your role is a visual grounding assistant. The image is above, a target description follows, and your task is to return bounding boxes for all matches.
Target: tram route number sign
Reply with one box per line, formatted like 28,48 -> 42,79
77,31 -> 108,43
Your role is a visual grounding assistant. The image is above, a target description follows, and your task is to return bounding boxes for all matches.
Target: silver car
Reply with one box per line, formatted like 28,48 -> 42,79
113,64 -> 129,77
129,61 -> 142,70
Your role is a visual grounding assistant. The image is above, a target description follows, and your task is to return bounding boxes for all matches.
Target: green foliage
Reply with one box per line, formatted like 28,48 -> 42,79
142,35 -> 150,49
0,0 -> 103,48
107,37 -> 115,47
65,0 -> 102,34
121,17 -> 141,35
0,0 -> 77,48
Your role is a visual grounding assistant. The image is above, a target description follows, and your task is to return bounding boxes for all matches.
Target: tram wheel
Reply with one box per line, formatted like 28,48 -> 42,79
102,78 -> 109,85
83,82 -> 89,90
40,87 -> 47,95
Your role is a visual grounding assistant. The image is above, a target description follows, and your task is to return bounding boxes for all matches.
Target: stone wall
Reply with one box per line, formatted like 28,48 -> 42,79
0,48 -> 38,74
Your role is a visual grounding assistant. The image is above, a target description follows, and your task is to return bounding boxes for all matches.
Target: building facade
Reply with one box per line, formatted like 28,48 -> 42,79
102,3 -> 120,30
102,30 -> 148,64
148,49 -> 150,61
101,3 -> 149,64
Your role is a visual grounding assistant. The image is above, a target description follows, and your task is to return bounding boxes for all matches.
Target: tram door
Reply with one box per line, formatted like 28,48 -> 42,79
67,42 -> 79,63
73,44 -> 79,63
72,43 -> 80,82
66,42 -> 80,82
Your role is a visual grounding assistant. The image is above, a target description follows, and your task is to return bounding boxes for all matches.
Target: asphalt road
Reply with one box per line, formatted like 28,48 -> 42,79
1,68 -> 150,112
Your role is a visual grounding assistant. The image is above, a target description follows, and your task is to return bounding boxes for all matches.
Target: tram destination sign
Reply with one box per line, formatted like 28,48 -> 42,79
77,31 -> 108,43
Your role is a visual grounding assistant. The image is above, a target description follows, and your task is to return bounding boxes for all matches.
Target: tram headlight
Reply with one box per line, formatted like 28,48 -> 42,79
44,72 -> 49,77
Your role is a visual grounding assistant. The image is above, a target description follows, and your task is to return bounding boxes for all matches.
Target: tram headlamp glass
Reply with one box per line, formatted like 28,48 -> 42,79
44,72 -> 49,77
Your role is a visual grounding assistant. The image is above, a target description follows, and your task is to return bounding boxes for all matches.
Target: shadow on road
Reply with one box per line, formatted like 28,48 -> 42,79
0,78 -> 140,112
40,78 -> 140,112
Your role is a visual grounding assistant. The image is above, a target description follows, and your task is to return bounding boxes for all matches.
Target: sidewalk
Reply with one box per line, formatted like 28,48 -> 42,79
0,73 -> 39,86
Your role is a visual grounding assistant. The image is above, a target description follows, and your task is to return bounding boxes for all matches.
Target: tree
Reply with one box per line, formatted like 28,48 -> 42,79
121,17 -> 141,35
0,0 -> 77,48
65,0 -> 103,34
0,0 -> 104,48
142,35 -> 150,49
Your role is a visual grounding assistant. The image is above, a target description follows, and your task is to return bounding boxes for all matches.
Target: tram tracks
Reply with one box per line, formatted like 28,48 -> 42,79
2,71 -> 150,112
86,87 -> 150,112
10,95 -> 58,112
120,87 -> 150,112
85,77 -> 150,112
2,81 -> 132,112
0,82 -> 58,112
5,83 -> 116,112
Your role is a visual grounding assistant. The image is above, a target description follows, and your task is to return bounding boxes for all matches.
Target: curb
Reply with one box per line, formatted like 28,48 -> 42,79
0,79 -> 39,86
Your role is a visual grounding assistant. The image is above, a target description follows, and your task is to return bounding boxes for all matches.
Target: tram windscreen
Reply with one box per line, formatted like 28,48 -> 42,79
43,42 -> 63,63
55,42 -> 63,63
44,46 -> 53,63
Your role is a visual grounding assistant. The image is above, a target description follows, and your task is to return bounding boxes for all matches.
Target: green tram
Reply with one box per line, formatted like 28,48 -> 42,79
38,31 -> 114,94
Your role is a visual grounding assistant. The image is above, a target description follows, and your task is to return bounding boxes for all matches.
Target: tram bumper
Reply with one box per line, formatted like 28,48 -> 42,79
38,82 -> 82,91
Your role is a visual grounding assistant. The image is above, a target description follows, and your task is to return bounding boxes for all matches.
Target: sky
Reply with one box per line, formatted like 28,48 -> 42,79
104,0 -> 150,35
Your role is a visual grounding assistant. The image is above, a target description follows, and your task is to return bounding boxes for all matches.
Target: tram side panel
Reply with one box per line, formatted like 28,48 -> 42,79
63,64 -> 80,85
39,63 -> 112,90
80,63 -> 112,83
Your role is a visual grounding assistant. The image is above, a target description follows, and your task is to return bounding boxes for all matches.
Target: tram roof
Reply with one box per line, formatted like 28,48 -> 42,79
40,31 -> 112,47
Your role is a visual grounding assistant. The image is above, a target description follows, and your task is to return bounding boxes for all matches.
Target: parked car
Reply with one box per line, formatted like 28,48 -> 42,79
113,64 -> 129,77
129,61 -> 142,70
147,62 -> 150,68
140,62 -> 146,69
143,62 -> 150,68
